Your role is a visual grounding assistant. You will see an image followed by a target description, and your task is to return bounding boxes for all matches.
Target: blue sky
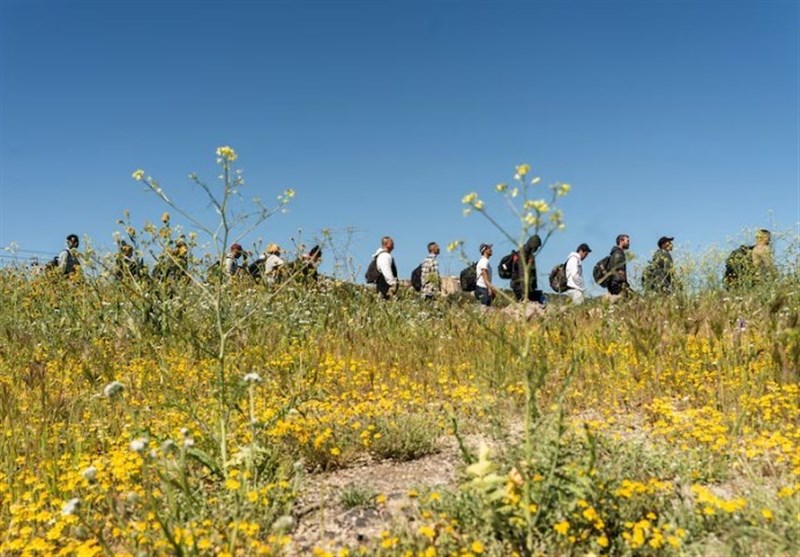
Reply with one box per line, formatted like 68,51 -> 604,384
1,0 -> 798,288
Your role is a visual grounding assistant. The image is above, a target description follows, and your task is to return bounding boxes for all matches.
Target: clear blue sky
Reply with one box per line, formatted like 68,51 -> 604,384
1,0 -> 798,286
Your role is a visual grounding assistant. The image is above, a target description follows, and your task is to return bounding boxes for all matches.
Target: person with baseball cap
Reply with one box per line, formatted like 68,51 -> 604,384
224,242 -> 247,278
475,243 -> 495,306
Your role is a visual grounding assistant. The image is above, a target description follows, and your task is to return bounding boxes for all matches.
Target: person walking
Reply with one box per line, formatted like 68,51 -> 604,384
263,244 -> 285,282
373,236 -> 398,300
114,240 -> 145,280
420,242 -> 441,300
475,243 -> 496,307
565,243 -> 592,304
643,236 -> 675,294
224,243 -> 246,278
58,234 -> 81,276
751,229 -> 776,281
510,234 -> 543,303
607,234 -> 631,297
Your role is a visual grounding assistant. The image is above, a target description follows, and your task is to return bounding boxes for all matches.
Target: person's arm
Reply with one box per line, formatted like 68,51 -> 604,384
609,249 -> 627,282
377,252 -> 397,285
480,263 -> 495,295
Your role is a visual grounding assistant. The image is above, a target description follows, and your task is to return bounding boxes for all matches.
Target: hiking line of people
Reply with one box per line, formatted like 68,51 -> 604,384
41,233 -> 324,285
45,227 -> 776,305
364,229 -> 776,305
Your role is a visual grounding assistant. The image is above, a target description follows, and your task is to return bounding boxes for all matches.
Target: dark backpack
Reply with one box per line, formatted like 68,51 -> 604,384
593,255 -> 612,287
459,262 -> 478,292
365,257 -> 380,284
44,255 -> 60,272
549,260 -> 569,293
410,264 -> 423,292
498,251 -> 518,280
248,258 -> 265,281
724,245 -> 754,286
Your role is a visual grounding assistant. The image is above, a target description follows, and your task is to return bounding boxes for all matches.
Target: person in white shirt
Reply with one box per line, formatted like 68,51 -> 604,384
224,243 -> 245,277
475,243 -> 495,306
565,243 -> 592,305
263,243 -> 285,281
373,236 -> 398,299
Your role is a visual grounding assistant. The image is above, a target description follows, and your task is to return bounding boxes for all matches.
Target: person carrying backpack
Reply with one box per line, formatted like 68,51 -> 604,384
565,243 -> 592,304
58,234 -> 81,276
224,243 -> 247,279
371,236 -> 398,300
474,243 -> 496,306
262,243 -> 286,283
510,234 -> 543,303
607,234 -> 631,297
642,236 -> 675,294
419,242 -> 441,300
114,240 -> 145,280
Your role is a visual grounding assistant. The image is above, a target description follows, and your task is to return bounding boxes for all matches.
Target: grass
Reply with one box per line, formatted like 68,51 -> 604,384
0,254 -> 798,556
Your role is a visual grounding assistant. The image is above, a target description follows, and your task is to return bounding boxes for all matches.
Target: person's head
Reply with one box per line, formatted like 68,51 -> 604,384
480,243 -> 493,258
66,234 -> 79,248
174,238 -> 188,255
266,243 -> 281,256
756,229 -> 771,246
382,236 -> 394,252
616,234 -> 630,250
427,242 -> 440,255
308,245 -> 322,262
525,234 -> 542,255
577,243 -> 592,260
230,243 -> 243,258
657,236 -> 674,251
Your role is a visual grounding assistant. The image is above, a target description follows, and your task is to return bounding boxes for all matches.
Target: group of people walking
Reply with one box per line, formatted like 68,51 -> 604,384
367,228 -> 777,306
44,227 -> 776,307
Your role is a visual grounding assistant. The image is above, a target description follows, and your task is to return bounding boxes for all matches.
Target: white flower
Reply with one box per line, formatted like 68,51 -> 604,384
272,515 -> 295,533
243,372 -> 262,384
62,498 -> 81,516
161,439 -> 178,453
103,381 -> 124,398
183,437 -> 195,448
81,466 -> 97,482
130,438 -> 148,454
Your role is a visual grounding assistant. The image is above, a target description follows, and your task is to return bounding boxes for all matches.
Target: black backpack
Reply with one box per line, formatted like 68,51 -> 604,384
459,262 -> 478,292
593,255 -> 612,287
248,258 -> 265,281
724,245 -> 754,286
365,257 -> 380,284
410,264 -> 423,292
498,251 -> 518,280
549,260 -> 569,293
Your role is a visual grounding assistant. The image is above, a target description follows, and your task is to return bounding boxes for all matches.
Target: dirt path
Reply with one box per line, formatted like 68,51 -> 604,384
285,435 -> 479,555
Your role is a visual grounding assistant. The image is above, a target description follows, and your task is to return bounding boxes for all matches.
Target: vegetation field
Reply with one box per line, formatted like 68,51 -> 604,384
1,152 -> 798,556
0,261 -> 798,556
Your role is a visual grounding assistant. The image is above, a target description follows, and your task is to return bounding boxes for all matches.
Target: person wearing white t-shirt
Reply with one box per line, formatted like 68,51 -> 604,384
373,236 -> 398,299
474,243 -> 495,306
565,243 -> 592,305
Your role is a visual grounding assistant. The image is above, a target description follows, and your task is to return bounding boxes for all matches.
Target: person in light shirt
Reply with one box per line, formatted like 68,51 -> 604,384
565,243 -> 592,305
373,236 -> 398,300
474,243 -> 495,307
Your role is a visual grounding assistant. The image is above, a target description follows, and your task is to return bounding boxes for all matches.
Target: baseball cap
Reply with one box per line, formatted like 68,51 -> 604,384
479,243 -> 493,254
577,243 -> 592,253
657,236 -> 674,248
